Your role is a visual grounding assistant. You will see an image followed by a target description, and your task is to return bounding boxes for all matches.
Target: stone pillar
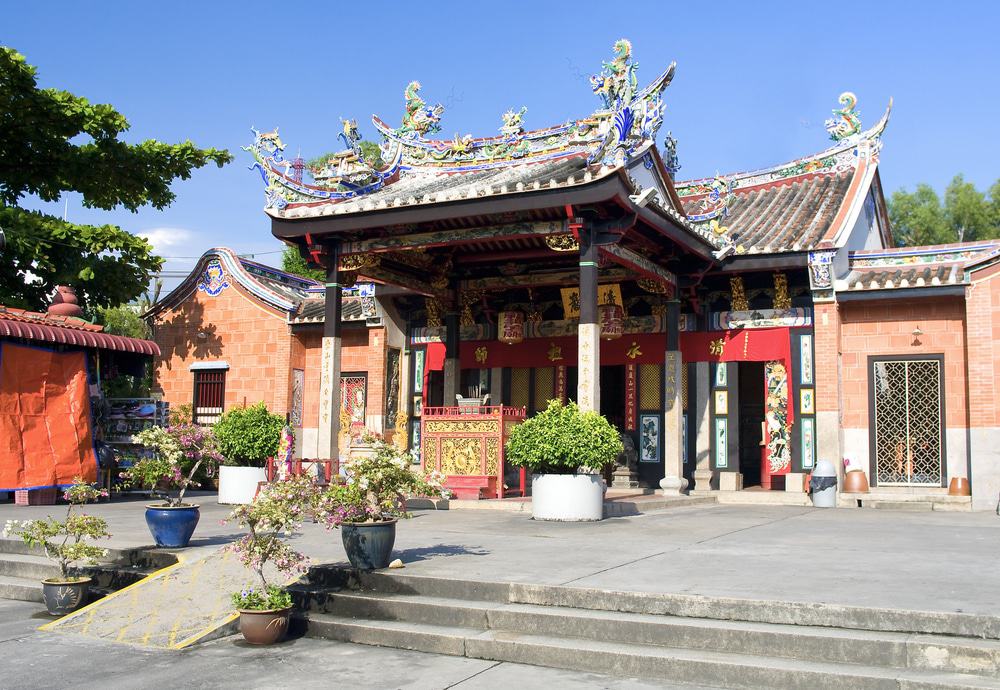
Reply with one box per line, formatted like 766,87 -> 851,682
443,311 -> 460,405
661,300 -> 688,495
577,222 -> 600,412
692,361 -> 713,492
317,243 -> 343,461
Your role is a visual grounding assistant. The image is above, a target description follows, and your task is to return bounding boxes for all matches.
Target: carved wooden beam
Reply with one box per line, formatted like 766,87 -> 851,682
360,265 -> 446,298
460,266 -> 631,292
340,220 -> 567,254
599,243 -> 678,287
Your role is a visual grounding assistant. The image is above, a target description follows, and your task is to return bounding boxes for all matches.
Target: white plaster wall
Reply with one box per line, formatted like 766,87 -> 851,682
970,428 -> 1000,511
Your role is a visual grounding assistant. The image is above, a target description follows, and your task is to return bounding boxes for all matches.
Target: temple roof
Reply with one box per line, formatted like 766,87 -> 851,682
675,98 -> 892,255
145,248 -> 375,324
842,240 -> 1000,292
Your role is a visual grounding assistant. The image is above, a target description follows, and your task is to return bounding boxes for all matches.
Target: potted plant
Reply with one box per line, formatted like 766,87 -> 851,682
225,474 -> 317,644
2,478 -> 111,615
505,400 -> 623,521
213,402 -> 285,505
318,433 -> 447,570
125,423 -> 223,547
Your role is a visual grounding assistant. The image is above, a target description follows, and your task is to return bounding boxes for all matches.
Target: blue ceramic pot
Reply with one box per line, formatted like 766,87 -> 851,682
340,520 -> 397,570
145,504 -> 200,548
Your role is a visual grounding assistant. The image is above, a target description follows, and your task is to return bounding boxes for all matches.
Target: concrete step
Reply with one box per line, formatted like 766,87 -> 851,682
302,614 -> 1000,689
0,553 -> 61,581
312,591 -> 1000,678
0,574 -> 42,603
307,570 -> 1000,639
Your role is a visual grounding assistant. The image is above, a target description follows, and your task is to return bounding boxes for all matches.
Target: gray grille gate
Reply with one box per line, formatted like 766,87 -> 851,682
871,359 -> 943,486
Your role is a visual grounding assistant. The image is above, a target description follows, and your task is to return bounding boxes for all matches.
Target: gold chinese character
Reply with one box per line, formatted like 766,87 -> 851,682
475,346 -> 488,364
709,338 -> 725,356
626,341 -> 642,360
547,343 -> 563,362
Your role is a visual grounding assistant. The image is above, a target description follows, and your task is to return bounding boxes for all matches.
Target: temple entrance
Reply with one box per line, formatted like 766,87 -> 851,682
600,365 -> 626,426
737,362 -> 765,488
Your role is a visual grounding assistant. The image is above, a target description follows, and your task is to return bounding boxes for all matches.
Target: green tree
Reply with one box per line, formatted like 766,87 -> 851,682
889,175 -> 1000,246
0,48 -> 232,311
95,304 -> 150,339
281,246 -> 324,281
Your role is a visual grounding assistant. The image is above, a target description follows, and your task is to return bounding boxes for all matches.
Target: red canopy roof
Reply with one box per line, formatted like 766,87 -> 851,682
0,307 -> 160,356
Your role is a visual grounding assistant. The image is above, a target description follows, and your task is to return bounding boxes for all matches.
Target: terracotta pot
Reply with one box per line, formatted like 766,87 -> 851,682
238,607 -> 292,645
948,477 -> 971,496
41,577 -> 91,616
842,471 -> 869,494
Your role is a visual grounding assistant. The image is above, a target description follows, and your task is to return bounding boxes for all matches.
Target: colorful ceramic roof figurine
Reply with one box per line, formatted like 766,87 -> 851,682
247,40 -> 677,217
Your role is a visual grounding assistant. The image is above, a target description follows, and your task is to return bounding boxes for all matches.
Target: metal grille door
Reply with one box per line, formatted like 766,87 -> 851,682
872,359 -> 943,486
341,374 -> 367,440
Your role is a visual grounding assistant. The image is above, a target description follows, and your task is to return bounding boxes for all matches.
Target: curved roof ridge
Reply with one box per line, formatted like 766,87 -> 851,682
676,98 -> 892,192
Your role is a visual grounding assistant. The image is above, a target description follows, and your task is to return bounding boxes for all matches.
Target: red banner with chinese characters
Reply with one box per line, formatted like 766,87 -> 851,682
458,333 -> 667,369
625,364 -> 637,430
555,365 -> 567,402
678,327 -> 793,423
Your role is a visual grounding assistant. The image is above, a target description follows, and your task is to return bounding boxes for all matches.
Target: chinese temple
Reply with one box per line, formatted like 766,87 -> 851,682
246,40 -> 1000,510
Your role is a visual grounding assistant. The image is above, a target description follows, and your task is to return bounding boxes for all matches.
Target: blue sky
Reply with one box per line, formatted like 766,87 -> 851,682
6,1 -> 1000,288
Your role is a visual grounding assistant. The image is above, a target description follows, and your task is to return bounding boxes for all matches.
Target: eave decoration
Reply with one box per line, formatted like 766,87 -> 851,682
248,40 -> 677,210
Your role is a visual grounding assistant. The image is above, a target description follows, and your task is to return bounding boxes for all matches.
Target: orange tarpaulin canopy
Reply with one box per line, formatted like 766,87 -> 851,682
0,343 -> 97,490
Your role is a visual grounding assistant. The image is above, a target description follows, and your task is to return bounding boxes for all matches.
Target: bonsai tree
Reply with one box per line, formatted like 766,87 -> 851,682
125,424 -> 223,506
318,432 -> 448,526
2,478 -> 111,581
505,400 -> 624,475
225,474 -> 318,611
213,403 -> 285,467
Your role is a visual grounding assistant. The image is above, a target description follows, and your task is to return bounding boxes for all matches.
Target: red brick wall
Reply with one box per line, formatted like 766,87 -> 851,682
966,263 -> 1000,428
838,297 -> 968,430
299,326 -> 386,430
151,283 -> 293,416
813,301 -> 841,414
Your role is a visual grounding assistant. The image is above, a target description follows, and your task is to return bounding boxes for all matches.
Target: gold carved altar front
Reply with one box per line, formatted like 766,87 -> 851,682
420,405 -> 526,499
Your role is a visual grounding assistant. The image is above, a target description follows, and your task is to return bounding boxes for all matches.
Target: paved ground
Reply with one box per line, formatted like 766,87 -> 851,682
3,494 -> 1000,615
0,600 -> 719,689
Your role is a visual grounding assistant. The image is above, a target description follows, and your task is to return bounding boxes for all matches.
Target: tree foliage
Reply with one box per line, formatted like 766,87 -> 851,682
888,175 -> 1000,246
306,140 -> 384,172
0,47 -> 232,310
281,245 -> 324,281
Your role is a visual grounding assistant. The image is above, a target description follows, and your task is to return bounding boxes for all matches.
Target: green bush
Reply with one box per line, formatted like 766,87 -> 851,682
213,403 -> 285,466
505,400 -> 623,475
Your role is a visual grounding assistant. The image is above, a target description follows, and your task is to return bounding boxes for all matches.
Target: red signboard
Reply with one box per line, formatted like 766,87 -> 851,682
625,364 -> 637,430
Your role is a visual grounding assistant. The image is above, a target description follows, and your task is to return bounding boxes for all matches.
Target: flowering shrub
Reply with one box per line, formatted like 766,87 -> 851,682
231,584 -> 292,612
317,432 -> 448,526
2,478 -> 111,580
124,424 -> 223,506
505,400 -> 623,474
225,474 -> 318,610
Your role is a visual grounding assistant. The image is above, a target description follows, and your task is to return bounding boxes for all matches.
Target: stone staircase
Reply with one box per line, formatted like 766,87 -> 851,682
291,570 -> 1000,689
0,537 -> 174,605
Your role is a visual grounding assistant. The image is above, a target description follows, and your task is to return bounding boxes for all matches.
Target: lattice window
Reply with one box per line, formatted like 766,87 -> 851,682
341,374 -> 367,440
681,364 -> 688,410
510,368 -> 530,410
872,359 -> 943,486
639,364 -> 661,410
533,367 -> 554,412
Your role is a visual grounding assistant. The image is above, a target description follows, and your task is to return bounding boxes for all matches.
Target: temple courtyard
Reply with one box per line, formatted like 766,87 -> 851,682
1,499 -> 999,688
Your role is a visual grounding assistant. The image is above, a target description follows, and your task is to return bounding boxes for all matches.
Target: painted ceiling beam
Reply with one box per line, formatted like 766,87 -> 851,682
599,243 -> 678,286
340,221 -> 568,255
460,267 -> 630,292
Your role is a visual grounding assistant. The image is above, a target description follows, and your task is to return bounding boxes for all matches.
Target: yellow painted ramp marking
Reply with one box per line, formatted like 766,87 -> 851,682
40,548 -> 282,649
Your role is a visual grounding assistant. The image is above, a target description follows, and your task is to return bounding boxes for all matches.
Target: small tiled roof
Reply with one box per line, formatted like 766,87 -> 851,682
290,297 -> 371,324
0,307 -> 160,355
675,101 -> 891,254
843,241 -> 1000,291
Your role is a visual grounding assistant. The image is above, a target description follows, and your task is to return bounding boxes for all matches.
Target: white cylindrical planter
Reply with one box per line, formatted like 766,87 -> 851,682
531,473 -> 604,521
217,466 -> 268,505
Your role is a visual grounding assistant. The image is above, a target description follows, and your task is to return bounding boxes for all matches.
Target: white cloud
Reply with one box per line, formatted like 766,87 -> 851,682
138,227 -> 195,255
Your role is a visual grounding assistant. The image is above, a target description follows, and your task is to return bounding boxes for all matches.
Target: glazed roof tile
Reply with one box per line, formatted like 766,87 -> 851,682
843,240 -> 1000,291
